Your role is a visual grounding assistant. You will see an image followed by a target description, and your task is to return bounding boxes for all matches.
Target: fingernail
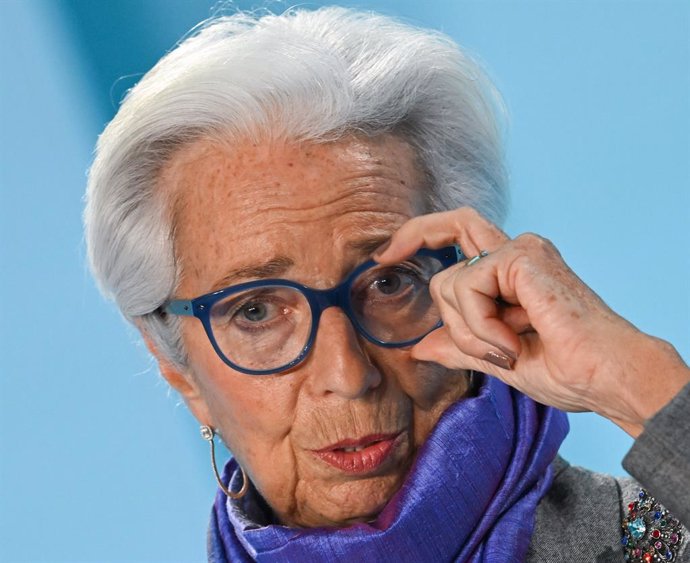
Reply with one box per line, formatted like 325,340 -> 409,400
483,351 -> 514,370
372,240 -> 391,258
497,346 -> 518,362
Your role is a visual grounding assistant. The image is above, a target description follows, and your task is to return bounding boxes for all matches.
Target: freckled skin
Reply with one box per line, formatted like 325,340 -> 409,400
158,134 -> 470,528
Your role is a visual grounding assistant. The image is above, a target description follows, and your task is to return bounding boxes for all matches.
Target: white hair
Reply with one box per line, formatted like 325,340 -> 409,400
84,6 -> 508,369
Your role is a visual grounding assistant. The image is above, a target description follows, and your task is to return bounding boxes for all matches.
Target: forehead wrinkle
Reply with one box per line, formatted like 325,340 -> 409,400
253,189 -> 417,229
165,134 -> 428,296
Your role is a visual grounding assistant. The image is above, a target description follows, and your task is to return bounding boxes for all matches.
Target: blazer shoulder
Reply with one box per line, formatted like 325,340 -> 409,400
528,456 -> 625,563
528,457 -> 689,563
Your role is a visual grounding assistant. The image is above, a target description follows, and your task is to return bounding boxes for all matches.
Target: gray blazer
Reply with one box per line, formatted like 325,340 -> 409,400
528,382 -> 690,562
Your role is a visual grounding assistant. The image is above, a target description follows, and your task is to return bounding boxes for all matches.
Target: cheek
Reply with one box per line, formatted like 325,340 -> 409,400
206,378 -> 298,454
184,328 -> 299,465
412,367 -> 468,444
196,370 -> 303,515
373,348 -> 466,406
373,350 -> 469,445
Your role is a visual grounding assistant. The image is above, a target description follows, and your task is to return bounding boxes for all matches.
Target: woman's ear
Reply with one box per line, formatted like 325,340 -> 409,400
140,332 -> 213,426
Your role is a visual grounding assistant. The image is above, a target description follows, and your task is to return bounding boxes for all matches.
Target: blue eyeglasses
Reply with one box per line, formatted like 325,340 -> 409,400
164,246 -> 463,375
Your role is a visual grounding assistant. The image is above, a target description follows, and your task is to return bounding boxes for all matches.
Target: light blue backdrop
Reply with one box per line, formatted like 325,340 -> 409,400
1,1 -> 687,561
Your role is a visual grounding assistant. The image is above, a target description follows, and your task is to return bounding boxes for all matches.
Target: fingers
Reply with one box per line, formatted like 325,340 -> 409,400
410,328 -> 516,374
497,305 -> 532,335
410,329 -> 471,367
377,209 -> 585,380
428,262 -> 520,367
446,261 -> 523,358
373,207 -> 509,264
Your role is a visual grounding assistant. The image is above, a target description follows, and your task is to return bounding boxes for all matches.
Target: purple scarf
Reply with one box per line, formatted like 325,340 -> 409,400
208,375 -> 569,562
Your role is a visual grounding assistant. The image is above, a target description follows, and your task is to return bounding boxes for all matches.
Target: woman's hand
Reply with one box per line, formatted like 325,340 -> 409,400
375,208 -> 690,438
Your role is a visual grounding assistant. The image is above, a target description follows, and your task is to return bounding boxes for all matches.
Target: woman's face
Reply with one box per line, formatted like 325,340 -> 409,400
159,134 -> 470,527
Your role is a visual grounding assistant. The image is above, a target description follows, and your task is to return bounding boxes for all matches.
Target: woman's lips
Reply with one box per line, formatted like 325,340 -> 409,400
312,433 -> 403,474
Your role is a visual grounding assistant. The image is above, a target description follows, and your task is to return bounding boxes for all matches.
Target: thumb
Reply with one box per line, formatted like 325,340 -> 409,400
411,328 -> 519,381
411,328 -> 473,369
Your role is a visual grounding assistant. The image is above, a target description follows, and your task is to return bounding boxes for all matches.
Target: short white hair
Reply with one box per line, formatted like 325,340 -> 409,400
84,6 -> 508,369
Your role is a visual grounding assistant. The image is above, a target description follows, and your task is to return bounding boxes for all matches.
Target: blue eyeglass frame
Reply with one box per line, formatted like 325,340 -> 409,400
164,246 -> 463,375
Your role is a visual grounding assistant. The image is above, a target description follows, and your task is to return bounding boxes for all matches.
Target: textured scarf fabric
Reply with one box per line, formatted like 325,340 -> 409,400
208,375 -> 569,562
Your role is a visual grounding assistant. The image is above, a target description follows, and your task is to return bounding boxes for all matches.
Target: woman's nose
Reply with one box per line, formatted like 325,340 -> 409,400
307,307 -> 382,399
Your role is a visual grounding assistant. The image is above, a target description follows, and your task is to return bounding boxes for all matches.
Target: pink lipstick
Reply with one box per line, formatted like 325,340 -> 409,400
312,433 -> 402,474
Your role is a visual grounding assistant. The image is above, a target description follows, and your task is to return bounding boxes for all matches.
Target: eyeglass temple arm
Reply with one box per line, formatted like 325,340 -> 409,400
165,300 -> 195,316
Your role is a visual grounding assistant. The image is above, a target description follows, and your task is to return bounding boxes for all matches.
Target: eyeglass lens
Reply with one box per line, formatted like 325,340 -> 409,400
208,255 -> 445,372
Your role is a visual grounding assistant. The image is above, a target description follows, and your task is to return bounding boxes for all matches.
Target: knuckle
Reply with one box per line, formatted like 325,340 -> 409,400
512,253 -> 533,272
429,273 -> 441,295
446,323 -> 485,356
456,206 -> 484,223
431,267 -> 463,305
452,207 -> 490,239
488,223 -> 505,238
515,232 -> 557,255
394,216 -> 420,236
400,211 -> 429,231
429,271 -> 446,300
445,321 -> 471,345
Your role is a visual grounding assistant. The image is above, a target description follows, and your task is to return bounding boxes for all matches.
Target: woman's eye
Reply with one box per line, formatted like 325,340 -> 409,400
211,287 -> 306,332
212,296 -> 281,326
366,267 -> 426,299
372,273 -> 404,295
240,302 -> 269,322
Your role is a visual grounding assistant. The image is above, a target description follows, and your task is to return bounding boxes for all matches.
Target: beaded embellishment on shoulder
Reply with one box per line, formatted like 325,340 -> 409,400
622,489 -> 684,561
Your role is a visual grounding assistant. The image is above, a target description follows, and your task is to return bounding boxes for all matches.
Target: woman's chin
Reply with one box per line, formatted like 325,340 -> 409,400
287,473 -> 405,528
290,502 -> 388,529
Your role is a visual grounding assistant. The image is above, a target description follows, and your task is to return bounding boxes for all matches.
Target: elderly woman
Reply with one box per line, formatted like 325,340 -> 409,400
85,7 -> 689,562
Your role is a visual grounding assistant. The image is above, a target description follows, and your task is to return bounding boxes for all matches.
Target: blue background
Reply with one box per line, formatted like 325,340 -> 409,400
1,1 -> 688,561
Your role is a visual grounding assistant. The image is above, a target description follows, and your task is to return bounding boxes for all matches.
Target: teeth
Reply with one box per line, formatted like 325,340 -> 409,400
339,440 -> 384,453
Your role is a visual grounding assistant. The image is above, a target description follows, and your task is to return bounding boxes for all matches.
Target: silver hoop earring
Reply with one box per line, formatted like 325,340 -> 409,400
200,425 -> 249,500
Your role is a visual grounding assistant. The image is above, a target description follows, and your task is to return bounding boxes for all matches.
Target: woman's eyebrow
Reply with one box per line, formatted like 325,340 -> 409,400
208,237 -> 388,292
209,256 -> 294,291
346,235 -> 391,256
